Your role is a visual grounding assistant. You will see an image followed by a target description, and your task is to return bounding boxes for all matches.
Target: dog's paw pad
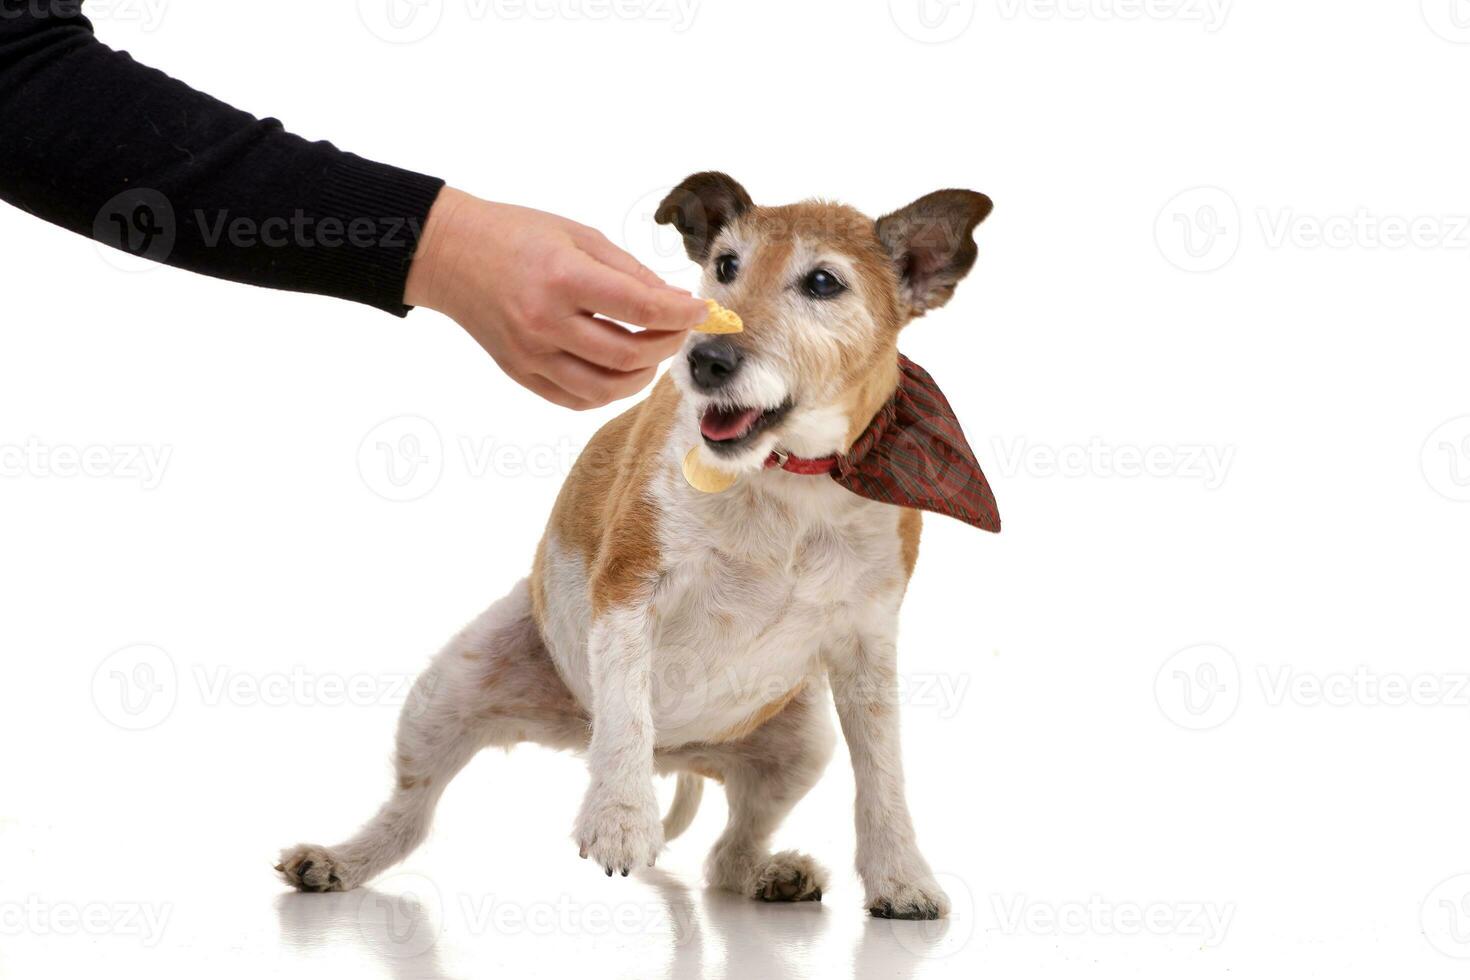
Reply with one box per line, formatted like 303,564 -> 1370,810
869,899 -> 942,920
868,879 -> 950,920
276,844 -> 354,893
754,850 -> 827,903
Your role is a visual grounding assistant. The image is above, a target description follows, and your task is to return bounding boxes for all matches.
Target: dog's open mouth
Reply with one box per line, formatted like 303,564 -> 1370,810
700,401 -> 791,453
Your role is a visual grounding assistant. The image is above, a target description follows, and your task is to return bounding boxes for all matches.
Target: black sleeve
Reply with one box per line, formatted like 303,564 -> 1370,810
0,1 -> 446,316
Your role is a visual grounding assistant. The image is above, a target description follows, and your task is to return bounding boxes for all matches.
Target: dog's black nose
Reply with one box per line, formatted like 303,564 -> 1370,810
688,340 -> 743,390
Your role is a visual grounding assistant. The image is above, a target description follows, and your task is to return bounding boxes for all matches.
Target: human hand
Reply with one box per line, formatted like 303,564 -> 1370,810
404,187 -> 706,409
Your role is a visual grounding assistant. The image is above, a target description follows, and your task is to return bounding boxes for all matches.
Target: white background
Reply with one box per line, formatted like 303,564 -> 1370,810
3,1 -> 1470,977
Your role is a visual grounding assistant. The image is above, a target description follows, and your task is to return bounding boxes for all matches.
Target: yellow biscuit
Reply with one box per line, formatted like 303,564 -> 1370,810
695,298 -> 743,335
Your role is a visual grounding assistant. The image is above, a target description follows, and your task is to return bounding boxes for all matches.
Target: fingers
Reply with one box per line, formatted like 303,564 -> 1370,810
562,252 -> 707,333
576,230 -> 680,292
555,314 -> 688,374
517,371 -> 594,411
534,352 -> 657,409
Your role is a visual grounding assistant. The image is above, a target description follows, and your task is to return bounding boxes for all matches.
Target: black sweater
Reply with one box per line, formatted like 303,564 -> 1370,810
0,1 -> 445,315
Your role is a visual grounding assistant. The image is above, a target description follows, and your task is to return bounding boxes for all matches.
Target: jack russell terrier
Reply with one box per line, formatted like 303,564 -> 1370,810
278,172 -> 999,919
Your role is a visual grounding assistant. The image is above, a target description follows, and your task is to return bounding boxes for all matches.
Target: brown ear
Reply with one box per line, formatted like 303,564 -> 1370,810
876,190 -> 994,317
654,172 -> 754,262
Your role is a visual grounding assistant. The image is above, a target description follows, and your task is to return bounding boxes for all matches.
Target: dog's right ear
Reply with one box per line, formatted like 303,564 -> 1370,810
654,172 -> 754,262
877,190 -> 994,319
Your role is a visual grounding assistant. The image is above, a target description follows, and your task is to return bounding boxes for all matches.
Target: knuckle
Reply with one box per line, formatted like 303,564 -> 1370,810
631,298 -> 662,326
589,377 -> 619,404
530,304 -> 565,335
544,256 -> 577,290
611,343 -> 644,373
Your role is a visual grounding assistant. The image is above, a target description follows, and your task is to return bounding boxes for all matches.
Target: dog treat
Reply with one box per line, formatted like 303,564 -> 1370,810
682,447 -> 738,493
694,298 -> 743,335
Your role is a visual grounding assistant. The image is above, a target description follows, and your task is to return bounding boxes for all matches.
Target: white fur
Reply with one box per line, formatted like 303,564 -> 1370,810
279,419 -> 945,913
280,207 -> 960,919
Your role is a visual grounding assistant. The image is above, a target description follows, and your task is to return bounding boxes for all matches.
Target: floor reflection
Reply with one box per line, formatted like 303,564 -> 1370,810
647,869 -> 833,978
274,869 -> 955,980
276,885 -> 452,980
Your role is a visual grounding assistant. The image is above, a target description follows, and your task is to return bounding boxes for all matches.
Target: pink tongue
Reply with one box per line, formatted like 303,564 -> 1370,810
701,406 -> 762,442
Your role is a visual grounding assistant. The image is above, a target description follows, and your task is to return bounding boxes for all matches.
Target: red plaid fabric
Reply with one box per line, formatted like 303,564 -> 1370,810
770,355 -> 1001,532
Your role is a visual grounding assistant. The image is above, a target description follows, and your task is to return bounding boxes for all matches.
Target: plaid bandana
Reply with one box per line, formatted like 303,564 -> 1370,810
766,355 -> 1001,532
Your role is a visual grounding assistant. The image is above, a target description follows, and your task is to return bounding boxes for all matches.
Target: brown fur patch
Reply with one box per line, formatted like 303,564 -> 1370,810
533,376 -> 680,619
475,626 -> 589,725
530,537 -> 549,630
685,763 -> 726,784
898,508 -> 923,580
709,681 -> 806,744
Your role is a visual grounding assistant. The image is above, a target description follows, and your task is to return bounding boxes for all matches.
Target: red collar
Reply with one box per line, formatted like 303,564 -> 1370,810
763,449 -> 839,475
754,354 -> 1001,532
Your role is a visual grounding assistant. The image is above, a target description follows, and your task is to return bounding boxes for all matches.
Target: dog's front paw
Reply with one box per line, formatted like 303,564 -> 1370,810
868,876 -> 951,920
574,784 -> 663,877
275,843 -> 358,893
754,850 -> 827,903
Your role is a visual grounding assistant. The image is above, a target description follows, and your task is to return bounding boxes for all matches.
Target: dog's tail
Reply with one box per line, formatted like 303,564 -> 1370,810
661,773 -> 704,842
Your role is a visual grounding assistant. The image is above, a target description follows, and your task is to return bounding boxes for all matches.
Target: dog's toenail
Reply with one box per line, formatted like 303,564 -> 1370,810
621,868 -> 629,877
605,867 -> 613,876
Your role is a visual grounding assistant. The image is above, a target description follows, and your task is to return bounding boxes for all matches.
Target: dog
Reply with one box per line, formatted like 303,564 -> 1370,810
277,172 -> 996,919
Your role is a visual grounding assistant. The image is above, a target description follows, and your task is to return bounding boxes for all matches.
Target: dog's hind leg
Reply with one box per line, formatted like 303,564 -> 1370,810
664,679 -> 835,903
277,579 -> 588,892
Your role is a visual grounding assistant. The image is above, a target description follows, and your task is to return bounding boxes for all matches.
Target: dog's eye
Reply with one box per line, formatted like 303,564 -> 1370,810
715,253 -> 740,284
802,268 -> 847,300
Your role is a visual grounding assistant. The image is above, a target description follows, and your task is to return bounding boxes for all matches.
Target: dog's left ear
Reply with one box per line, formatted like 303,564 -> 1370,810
876,190 -> 994,318
654,172 -> 754,262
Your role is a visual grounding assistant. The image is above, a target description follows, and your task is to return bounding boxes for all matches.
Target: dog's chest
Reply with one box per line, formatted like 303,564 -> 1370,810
647,478 -> 907,742
536,472 -> 911,746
